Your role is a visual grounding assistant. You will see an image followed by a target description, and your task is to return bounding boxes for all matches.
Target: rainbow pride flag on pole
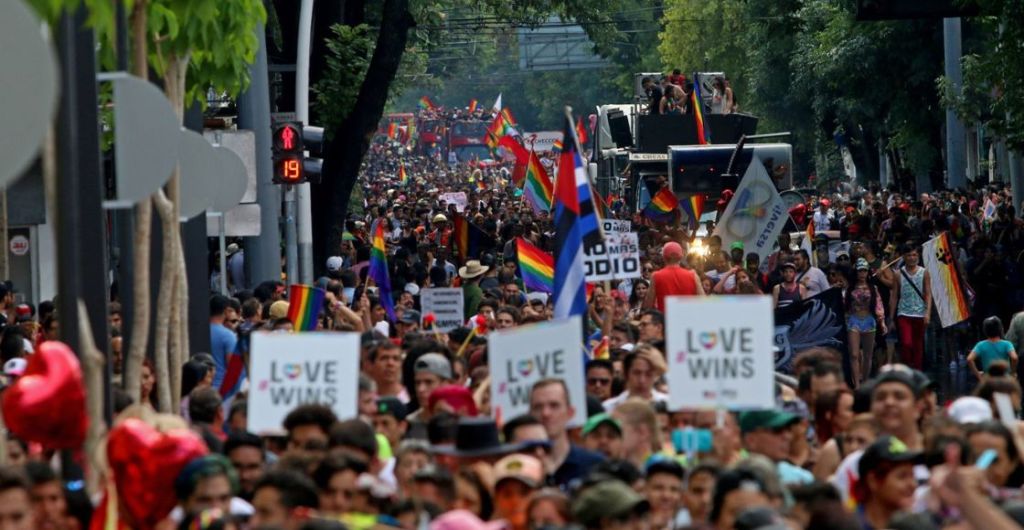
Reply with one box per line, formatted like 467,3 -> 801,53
680,194 -> 706,228
692,76 -> 710,145
286,284 -> 326,331
923,232 -> 971,327
417,96 -> 435,111
468,99 -> 478,113
369,219 -> 397,322
523,150 -> 554,214
516,237 -> 554,293
644,187 -> 679,222
399,165 -> 408,185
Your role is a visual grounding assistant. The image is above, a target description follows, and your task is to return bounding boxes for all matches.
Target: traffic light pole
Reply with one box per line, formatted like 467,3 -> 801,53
295,0 -> 316,284
284,187 -> 299,284
943,17 -> 967,190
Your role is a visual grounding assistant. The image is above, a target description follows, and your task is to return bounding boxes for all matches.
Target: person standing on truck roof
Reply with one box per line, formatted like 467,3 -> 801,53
642,77 -> 664,115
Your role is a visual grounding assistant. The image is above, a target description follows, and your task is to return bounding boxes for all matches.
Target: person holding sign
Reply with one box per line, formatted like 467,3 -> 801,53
644,242 -> 703,312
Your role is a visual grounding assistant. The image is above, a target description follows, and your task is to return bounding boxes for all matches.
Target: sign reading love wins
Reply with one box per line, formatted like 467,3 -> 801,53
488,316 -> 587,427
247,332 -> 360,434
665,296 -> 774,410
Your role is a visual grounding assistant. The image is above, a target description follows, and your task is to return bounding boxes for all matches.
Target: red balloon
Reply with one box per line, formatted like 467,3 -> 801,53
1,341 -> 87,449
789,203 -> 808,226
107,419 -> 208,530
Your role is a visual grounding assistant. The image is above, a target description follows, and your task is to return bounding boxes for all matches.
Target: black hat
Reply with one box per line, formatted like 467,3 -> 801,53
413,464 -> 453,486
376,397 -> 407,421
858,435 -> 924,480
430,417 -> 528,458
872,369 -> 922,398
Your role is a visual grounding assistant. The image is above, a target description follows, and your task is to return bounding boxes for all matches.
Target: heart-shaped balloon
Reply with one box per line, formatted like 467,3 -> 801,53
107,419 -> 208,530
1,341 -> 87,449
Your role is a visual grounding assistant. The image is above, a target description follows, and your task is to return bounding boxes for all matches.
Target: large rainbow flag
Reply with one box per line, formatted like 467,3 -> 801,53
368,219 -> 397,322
486,109 -> 519,148
922,232 -> 971,327
644,187 -> 679,222
286,284 -> 326,331
453,214 -> 494,262
398,165 -> 408,186
523,150 -> 553,214
516,237 -> 554,293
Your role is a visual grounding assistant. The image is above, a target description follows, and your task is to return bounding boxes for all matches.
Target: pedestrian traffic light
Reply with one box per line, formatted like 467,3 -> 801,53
272,122 -> 305,185
302,126 -> 324,184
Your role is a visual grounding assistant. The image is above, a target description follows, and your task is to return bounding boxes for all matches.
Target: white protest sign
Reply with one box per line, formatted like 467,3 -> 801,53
247,332 -> 360,433
583,231 -> 641,282
711,156 -> 788,264
420,288 -> 465,332
489,316 -> 587,427
601,219 -> 631,233
440,192 -> 468,212
665,296 -> 774,410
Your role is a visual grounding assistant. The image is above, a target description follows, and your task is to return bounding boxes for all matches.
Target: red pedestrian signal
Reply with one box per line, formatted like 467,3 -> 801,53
272,122 -> 306,185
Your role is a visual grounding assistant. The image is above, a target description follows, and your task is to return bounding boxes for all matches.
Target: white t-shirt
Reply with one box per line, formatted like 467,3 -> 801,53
813,210 -> 833,233
799,266 -> 830,297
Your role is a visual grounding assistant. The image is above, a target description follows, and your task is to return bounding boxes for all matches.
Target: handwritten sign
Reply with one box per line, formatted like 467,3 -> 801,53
247,332 -> 360,433
440,192 -> 468,212
489,317 -> 587,426
420,288 -> 465,332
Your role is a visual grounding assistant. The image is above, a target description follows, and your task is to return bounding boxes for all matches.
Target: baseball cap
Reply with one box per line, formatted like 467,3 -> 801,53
730,241 -> 745,251
947,396 -> 992,424
326,256 -> 344,272
493,454 -> 544,489
858,435 -> 924,479
856,258 -> 870,270
583,413 -> 622,437
872,369 -> 922,398
738,410 -> 800,434
662,242 -> 684,260
414,353 -> 453,380
572,480 -> 650,528
3,358 -> 27,377
780,261 -> 797,271
398,309 -> 421,325
376,397 -> 407,421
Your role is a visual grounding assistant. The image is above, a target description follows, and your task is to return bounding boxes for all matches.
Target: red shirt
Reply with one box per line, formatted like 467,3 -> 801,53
652,264 -> 699,311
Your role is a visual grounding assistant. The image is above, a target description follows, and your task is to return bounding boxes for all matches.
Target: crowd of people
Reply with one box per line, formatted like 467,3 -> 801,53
7,105 -> 1024,530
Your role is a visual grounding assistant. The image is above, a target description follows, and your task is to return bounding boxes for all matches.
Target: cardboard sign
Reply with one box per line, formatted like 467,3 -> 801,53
247,332 -> 360,433
489,316 -> 587,426
583,231 -> 641,282
440,192 -> 468,212
666,296 -> 774,410
420,288 -> 465,332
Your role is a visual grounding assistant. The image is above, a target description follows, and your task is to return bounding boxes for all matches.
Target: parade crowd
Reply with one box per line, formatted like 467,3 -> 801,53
5,102 -> 1024,530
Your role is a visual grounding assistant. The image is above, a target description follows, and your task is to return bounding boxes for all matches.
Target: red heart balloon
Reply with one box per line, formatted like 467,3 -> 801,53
1,341 -> 87,449
107,419 -> 208,530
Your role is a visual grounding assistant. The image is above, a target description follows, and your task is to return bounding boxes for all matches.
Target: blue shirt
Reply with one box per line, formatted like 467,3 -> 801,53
554,445 -> 605,490
972,339 -> 1015,371
210,323 -> 237,389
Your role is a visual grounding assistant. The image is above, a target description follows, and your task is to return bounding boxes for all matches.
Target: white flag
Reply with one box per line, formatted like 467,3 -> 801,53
711,156 -> 788,264
492,93 -> 502,113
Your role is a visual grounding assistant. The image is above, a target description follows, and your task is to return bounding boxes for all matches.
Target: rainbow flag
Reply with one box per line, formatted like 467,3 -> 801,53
523,150 -> 554,214
551,139 -> 563,154
368,219 -> 397,322
386,122 -> 397,139
923,232 -> 971,327
644,187 -> 679,222
575,116 -> 588,145
453,214 -> 493,262
485,109 -> 519,148
680,194 -> 705,228
286,284 -> 326,331
468,99 -> 478,113
591,336 -> 609,360
692,77 -> 710,145
476,178 -> 487,191
417,96 -> 435,111
516,237 -> 554,293
398,165 -> 408,185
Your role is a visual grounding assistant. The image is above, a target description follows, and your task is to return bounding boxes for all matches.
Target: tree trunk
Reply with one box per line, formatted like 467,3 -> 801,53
314,0 -> 414,269
152,190 -> 176,413
77,300 -> 106,497
124,0 -> 151,401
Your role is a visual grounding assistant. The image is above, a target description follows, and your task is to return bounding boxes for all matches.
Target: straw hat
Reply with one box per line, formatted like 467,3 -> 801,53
458,260 -> 489,279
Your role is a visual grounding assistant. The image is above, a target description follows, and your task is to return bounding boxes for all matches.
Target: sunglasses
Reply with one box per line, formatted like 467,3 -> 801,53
587,377 -> 611,386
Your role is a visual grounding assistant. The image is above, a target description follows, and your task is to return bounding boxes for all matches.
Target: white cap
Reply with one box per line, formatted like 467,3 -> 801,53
326,256 -> 344,272
948,396 -> 993,424
404,283 -> 420,296
3,358 -> 27,377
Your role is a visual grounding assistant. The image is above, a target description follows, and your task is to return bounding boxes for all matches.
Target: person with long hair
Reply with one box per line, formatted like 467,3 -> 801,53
845,259 -> 886,385
628,279 -> 650,319
814,388 -> 855,446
